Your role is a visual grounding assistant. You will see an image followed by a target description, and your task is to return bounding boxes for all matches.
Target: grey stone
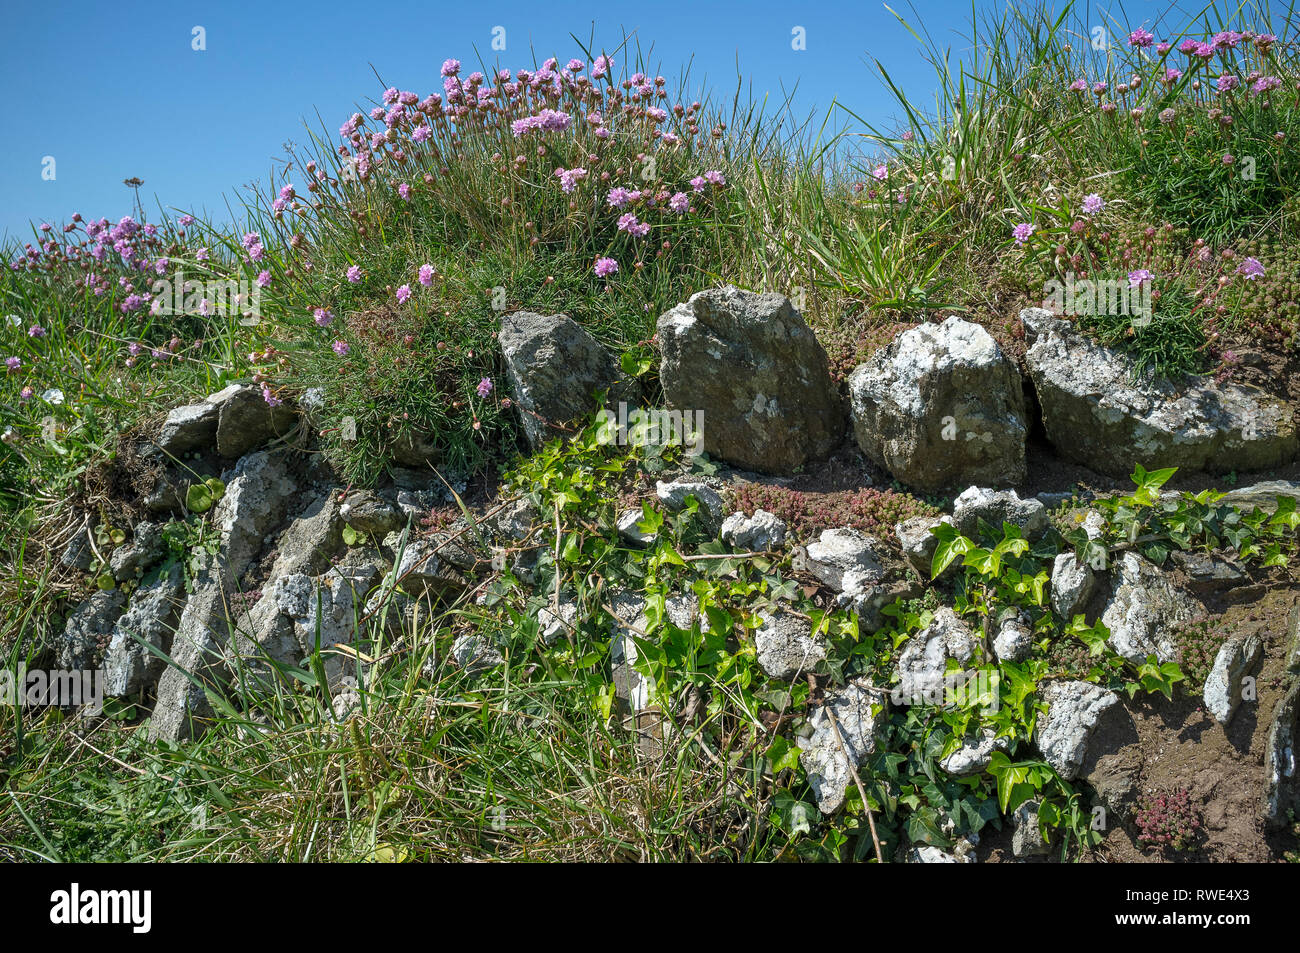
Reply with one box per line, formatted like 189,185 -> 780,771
616,508 -> 656,547
1035,680 -> 1124,780
109,521 -> 166,582
940,728 -> 1009,776
1051,552 -> 1096,621
1220,480 -> 1300,513
803,528 -> 885,593
1170,550 -> 1247,592
208,383 -> 298,458
798,679 -> 886,814
451,633 -> 505,674
1287,605 -> 1300,675
157,401 -> 219,455
339,490 -> 404,536
893,607 -> 978,704
607,591 -> 651,717
993,615 -> 1034,663
500,310 -> 639,451
104,569 -> 185,696
57,589 -> 127,672
952,486 -> 1049,541
269,493 -> 344,579
60,528 -> 93,571
394,536 -> 468,596
720,508 -> 789,551
848,316 -> 1027,492
1203,633 -> 1262,726
147,555 -> 236,743
895,515 -> 953,580
215,450 -> 296,575
1101,552 -> 1199,664
755,609 -> 825,679
657,286 -> 842,475
1024,308 -> 1297,476
1265,679 -> 1299,825
908,845 -> 973,863
655,480 -> 725,532
1011,800 -> 1056,858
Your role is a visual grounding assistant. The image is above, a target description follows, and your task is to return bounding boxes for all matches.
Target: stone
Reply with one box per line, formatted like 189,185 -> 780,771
538,599 -> 579,645
1101,552 -> 1199,663
207,383 -> 298,458
654,480 -> 725,532
952,486 -> 1049,541
1264,680 -> 1299,825
720,508 -> 789,551
1051,552 -> 1096,621
389,427 -> 439,468
616,508 -> 656,547
1035,680 -> 1124,781
394,536 -> 469,596
1202,633 -> 1262,726
755,609 -> 825,679
797,679 -> 886,814
1023,308 -> 1297,476
109,521 -> 166,582
908,845 -> 973,863
802,528 -> 885,593
104,569 -> 185,696
269,493 -> 344,579
993,615 -> 1034,663
1220,480 -> 1300,513
893,608 -> 978,704
895,515 -> 953,580
57,589 -> 127,672
147,555 -> 236,743
339,490 -> 404,536
500,310 -> 639,451
607,591 -> 651,717
60,528 -> 93,571
451,633 -> 505,674
1169,551 -> 1247,592
1287,605 -> 1300,675
940,728 -> 1009,776
157,401 -> 219,455
1011,800 -> 1056,858
657,286 -> 842,474
215,450 -> 297,575
848,316 -> 1027,492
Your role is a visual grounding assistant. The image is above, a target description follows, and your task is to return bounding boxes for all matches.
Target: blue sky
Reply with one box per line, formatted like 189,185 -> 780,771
0,0 -> 1190,243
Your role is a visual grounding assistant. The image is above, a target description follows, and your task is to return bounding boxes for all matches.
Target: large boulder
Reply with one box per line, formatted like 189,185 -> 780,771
656,286 -> 842,474
892,607 -> 979,704
1023,309 -> 1297,476
500,311 -> 639,451
848,316 -> 1027,492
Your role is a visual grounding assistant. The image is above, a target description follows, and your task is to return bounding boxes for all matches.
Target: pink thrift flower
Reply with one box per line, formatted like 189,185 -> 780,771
332,340 -> 350,356
477,377 -> 493,398
594,257 -> 618,278
418,264 -> 435,286
396,284 -> 412,303
346,265 -> 362,283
